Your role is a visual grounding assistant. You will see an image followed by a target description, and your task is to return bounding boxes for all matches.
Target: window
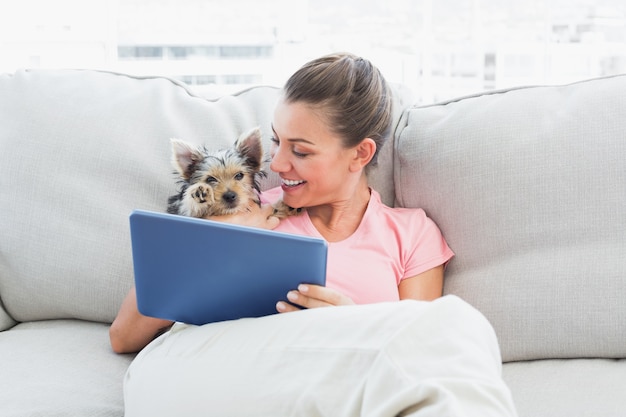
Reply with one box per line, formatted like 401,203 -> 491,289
178,75 -> 217,85
3,0 -> 625,102
221,74 -> 262,84
219,46 -> 273,59
118,46 -> 163,60
167,46 -> 219,60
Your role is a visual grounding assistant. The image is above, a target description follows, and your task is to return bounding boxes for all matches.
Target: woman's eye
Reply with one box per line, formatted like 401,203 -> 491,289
270,135 -> 308,158
292,147 -> 310,158
205,176 -> 217,184
234,172 -> 244,181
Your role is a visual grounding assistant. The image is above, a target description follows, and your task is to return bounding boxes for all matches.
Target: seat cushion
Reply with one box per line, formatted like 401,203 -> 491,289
0,320 -> 134,417
503,359 -> 626,417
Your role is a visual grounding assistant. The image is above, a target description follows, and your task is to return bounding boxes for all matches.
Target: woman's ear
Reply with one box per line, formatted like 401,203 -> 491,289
349,138 -> 377,172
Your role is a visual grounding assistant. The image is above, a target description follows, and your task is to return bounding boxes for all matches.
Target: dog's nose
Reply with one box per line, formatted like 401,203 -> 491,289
222,191 -> 237,203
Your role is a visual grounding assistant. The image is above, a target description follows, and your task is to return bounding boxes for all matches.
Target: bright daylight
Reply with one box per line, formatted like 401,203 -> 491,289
1,1 -> 625,417
2,0 -> 625,102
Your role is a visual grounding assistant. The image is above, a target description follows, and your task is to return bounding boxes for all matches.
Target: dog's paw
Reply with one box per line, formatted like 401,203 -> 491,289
272,200 -> 303,219
191,184 -> 208,204
181,183 -> 215,218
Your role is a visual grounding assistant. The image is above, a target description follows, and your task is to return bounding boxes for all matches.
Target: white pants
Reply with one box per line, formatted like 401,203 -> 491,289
124,295 -> 517,417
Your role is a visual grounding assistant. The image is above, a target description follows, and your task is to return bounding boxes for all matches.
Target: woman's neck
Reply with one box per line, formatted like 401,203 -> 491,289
307,178 -> 371,242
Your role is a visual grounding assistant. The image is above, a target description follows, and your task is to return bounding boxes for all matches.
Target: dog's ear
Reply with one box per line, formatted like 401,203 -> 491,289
235,127 -> 263,172
170,139 -> 205,181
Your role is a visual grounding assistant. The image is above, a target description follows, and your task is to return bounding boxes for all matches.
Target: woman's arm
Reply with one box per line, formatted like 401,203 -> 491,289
109,287 -> 173,354
398,265 -> 444,301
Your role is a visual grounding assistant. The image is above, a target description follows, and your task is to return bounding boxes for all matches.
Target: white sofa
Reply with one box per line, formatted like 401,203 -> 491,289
0,69 -> 624,417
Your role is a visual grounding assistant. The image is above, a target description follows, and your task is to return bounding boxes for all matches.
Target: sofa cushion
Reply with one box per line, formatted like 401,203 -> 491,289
503,359 -> 626,417
395,74 -> 626,362
0,320 -> 133,416
0,302 -> 16,332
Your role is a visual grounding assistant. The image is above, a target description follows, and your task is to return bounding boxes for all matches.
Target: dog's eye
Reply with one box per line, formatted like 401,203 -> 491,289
234,172 -> 244,181
205,176 -> 217,184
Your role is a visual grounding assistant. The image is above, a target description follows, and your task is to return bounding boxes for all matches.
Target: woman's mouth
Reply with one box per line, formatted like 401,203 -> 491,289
281,178 -> 306,188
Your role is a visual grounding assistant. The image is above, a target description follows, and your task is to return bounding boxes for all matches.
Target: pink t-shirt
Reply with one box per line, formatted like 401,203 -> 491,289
262,187 -> 454,304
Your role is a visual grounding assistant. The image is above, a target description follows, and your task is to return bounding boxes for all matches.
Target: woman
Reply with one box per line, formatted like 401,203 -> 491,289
114,53 -> 517,416
110,53 -> 453,353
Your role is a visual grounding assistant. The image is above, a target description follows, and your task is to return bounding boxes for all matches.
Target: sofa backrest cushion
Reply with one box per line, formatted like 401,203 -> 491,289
394,74 -> 626,362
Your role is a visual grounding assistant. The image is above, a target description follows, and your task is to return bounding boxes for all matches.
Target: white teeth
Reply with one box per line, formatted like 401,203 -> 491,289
282,179 -> 305,186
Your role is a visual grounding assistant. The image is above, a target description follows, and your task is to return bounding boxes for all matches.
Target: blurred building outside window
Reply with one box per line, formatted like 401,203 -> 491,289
1,0 -> 624,104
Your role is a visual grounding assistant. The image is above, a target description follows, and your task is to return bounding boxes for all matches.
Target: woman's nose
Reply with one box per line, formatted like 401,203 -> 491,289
269,145 -> 288,173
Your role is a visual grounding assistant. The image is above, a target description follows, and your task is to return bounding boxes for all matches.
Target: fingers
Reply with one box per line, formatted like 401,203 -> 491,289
275,301 -> 300,313
209,203 -> 279,230
264,215 -> 280,229
286,285 -> 332,309
260,204 -> 280,229
276,284 -> 355,314
299,284 -> 354,306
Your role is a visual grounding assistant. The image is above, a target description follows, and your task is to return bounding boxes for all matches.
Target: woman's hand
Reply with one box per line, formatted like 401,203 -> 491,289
209,201 -> 279,230
276,284 -> 355,313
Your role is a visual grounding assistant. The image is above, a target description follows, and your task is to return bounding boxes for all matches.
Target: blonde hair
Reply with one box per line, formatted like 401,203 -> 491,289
283,53 -> 393,168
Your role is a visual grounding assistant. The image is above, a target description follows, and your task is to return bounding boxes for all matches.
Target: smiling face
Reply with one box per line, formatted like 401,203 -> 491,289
269,98 -> 367,210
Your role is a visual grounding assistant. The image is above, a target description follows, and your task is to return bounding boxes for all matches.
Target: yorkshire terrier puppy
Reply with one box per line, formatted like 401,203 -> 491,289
167,127 -> 300,219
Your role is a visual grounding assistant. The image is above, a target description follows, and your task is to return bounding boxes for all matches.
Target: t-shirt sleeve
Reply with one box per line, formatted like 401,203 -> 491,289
402,211 -> 454,279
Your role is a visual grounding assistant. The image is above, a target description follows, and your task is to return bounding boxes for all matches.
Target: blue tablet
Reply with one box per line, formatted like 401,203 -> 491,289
129,209 -> 327,325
